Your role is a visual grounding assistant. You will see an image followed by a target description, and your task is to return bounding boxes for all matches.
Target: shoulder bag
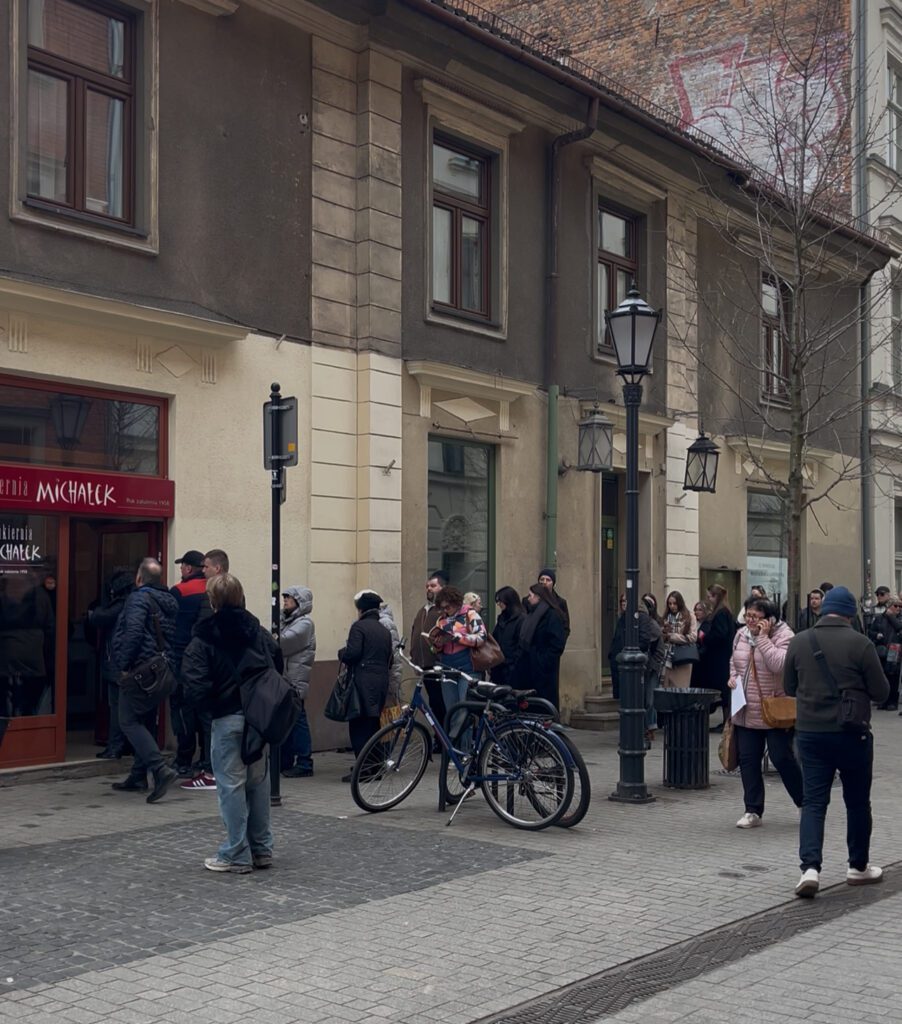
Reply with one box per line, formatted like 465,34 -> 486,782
324,662 -> 364,722
119,611 -> 175,701
718,717 -> 739,771
808,631 -> 871,732
471,633 -> 505,673
670,641 -> 699,667
748,651 -> 796,729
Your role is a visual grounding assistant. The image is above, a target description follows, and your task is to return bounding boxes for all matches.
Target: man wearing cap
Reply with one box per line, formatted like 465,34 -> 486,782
170,550 -> 216,790
784,585 -> 889,899
538,568 -> 570,643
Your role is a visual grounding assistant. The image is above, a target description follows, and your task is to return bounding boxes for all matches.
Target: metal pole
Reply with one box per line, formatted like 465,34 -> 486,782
610,380 -> 654,803
269,382 -> 283,807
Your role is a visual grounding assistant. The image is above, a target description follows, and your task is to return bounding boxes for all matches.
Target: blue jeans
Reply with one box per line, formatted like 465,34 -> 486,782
118,687 -> 163,777
210,714 -> 273,866
281,702 -> 313,771
440,650 -> 472,747
796,730 -> 874,873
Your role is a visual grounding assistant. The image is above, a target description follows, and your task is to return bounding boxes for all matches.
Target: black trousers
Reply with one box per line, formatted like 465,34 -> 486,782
423,676 -> 446,732
735,724 -> 804,817
349,715 -> 380,757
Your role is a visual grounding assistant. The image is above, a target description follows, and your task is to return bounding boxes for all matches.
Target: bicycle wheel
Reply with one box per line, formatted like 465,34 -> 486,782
351,719 -> 431,813
477,723 -> 573,830
552,730 -> 591,828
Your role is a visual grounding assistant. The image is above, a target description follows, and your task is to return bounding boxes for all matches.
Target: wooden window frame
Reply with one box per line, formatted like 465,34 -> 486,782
761,275 -> 791,402
26,0 -> 137,228
0,373 -> 168,478
431,134 -> 493,321
597,205 -> 638,349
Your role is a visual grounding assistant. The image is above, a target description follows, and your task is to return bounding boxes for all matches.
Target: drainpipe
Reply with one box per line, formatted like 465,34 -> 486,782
545,97 -> 600,567
855,0 -> 873,594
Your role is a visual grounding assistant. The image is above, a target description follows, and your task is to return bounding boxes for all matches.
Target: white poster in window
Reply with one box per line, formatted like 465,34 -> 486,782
747,555 -> 788,603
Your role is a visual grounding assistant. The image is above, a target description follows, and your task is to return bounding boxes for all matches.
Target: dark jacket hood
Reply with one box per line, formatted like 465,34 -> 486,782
143,585 -> 178,618
193,605 -> 263,651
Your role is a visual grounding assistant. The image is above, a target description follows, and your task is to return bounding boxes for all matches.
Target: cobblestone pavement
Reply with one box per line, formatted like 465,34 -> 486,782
2,713 -> 902,1024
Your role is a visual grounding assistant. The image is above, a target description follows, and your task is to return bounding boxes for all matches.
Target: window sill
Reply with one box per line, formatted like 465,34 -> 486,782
426,308 -> 507,341
12,200 -> 158,255
760,394 -> 790,410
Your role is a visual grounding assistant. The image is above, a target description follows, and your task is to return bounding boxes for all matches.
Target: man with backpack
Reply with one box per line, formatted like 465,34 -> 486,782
784,585 -> 889,898
182,573 -> 285,874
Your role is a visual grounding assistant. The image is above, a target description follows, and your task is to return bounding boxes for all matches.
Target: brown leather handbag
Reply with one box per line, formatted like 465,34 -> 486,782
470,634 -> 505,673
750,655 -> 797,729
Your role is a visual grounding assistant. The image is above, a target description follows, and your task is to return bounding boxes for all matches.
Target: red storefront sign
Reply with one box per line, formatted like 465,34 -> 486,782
0,463 -> 174,518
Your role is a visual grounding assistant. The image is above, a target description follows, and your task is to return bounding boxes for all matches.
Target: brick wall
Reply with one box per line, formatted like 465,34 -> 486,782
480,0 -> 852,198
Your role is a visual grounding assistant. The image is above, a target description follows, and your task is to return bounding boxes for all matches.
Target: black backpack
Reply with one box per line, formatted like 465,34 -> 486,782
232,643 -> 302,749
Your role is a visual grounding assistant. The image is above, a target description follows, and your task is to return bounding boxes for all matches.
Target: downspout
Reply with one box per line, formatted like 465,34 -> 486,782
855,0 -> 873,595
545,96 -> 600,567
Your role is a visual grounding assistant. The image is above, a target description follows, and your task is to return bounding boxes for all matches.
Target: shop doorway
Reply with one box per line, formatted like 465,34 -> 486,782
66,519 -> 162,760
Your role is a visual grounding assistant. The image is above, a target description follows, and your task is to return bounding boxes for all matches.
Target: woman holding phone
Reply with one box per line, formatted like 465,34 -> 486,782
729,597 -> 803,829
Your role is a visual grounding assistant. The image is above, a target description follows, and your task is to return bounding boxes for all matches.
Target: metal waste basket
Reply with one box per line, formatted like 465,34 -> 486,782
653,688 -> 721,789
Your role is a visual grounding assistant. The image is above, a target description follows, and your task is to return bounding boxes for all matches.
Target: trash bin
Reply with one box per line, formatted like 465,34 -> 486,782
653,688 -> 721,789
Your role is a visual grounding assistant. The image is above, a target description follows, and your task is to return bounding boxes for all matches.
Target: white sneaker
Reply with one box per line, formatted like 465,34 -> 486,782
736,812 -> 762,829
795,868 -> 820,898
847,864 -> 883,886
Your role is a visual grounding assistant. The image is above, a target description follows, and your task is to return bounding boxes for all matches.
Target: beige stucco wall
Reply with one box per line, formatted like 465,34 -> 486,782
0,306 -> 311,627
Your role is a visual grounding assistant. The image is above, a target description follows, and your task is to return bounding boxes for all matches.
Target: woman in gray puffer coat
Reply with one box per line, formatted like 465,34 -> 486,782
280,586 -> 316,778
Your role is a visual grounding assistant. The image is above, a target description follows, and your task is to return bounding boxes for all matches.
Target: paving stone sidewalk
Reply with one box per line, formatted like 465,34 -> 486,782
2,714 -> 901,1024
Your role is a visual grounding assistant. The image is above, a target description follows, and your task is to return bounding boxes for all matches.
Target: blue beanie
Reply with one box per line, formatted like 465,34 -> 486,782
820,585 -> 857,618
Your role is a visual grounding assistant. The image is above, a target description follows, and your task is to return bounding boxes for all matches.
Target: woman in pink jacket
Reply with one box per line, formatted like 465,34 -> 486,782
729,597 -> 803,829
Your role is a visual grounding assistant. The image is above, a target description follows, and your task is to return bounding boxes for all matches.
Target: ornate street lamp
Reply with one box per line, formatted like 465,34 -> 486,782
576,407 -> 614,473
49,394 -> 91,450
605,283 -> 661,805
683,432 -> 720,493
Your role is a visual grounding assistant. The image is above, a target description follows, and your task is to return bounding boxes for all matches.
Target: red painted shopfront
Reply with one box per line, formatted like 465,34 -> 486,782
0,377 -> 172,769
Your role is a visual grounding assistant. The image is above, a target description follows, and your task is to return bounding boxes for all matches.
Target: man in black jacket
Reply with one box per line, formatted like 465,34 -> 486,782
110,558 -> 179,803
784,585 -> 889,898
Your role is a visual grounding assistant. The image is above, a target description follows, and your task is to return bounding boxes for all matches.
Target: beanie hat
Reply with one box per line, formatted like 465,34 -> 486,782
538,567 -> 556,585
354,589 -> 382,612
820,585 -> 857,618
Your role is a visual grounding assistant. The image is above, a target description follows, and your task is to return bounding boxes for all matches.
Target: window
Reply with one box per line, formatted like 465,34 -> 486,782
26,0 -> 135,225
890,61 -> 902,172
597,207 -> 638,348
0,377 -> 164,475
432,136 -> 492,319
428,437 -> 494,616
893,284 -> 902,391
747,491 -> 788,606
895,501 -> 902,594
761,275 -> 790,400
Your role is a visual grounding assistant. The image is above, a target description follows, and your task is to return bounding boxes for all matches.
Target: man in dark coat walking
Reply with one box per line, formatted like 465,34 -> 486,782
110,558 -> 178,803
339,589 -> 393,780
784,585 -> 889,898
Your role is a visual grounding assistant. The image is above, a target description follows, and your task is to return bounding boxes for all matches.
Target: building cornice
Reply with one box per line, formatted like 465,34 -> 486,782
0,277 -> 250,347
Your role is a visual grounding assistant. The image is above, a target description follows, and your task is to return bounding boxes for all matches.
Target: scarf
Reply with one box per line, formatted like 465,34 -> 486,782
518,599 -> 549,650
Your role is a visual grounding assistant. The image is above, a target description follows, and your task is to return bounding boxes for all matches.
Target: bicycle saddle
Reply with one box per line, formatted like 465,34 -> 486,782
474,681 -> 512,699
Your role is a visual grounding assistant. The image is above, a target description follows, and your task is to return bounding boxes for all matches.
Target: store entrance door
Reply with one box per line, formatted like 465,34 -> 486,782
67,520 -> 162,760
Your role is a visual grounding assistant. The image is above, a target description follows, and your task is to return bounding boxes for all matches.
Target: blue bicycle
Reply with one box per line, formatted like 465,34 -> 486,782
350,646 -> 575,830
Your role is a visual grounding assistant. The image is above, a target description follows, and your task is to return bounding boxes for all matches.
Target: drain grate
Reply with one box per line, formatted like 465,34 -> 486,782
473,862 -> 902,1024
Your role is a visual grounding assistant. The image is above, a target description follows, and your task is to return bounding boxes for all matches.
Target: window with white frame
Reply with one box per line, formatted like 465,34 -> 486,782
761,275 -> 791,400
892,282 -> 902,391
890,60 -> 902,172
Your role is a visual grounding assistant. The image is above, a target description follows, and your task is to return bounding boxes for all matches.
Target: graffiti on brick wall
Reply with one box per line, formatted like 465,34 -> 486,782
669,39 -> 846,190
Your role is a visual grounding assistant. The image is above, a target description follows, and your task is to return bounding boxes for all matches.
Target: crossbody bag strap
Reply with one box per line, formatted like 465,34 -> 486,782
150,611 -> 166,654
748,644 -> 764,703
807,630 -> 840,698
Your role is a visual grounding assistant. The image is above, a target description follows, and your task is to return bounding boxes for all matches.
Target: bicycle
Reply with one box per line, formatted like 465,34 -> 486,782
350,645 -> 575,830
441,693 -> 591,828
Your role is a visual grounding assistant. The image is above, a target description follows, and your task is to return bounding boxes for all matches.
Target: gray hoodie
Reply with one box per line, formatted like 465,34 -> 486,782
379,603 -> 402,703
281,585 -> 315,699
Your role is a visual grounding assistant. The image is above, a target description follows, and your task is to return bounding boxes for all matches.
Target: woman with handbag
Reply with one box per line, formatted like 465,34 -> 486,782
700,584 -> 736,732
729,598 -> 803,829
338,590 -> 393,781
428,586 -> 487,731
661,590 -> 698,687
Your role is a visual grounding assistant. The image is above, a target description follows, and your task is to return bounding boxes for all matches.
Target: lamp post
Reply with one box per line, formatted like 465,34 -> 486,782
604,284 -> 660,804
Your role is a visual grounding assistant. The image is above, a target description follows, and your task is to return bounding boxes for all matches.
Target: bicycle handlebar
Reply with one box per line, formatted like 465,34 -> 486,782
397,642 -> 477,686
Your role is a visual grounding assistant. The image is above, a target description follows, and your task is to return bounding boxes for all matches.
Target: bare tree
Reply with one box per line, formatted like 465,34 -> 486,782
668,0 -> 897,618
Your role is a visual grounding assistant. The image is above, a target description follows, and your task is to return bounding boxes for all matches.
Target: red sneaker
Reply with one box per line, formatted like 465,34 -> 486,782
179,771 -> 216,792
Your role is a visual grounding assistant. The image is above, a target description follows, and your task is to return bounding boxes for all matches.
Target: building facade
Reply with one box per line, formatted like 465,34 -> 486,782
1,0 -> 884,768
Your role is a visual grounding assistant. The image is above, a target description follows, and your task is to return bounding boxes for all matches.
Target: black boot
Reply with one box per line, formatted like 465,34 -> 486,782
112,774 -> 148,792
147,765 -> 178,804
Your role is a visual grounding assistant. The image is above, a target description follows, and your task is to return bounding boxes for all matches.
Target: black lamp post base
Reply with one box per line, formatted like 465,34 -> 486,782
609,785 -> 657,804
